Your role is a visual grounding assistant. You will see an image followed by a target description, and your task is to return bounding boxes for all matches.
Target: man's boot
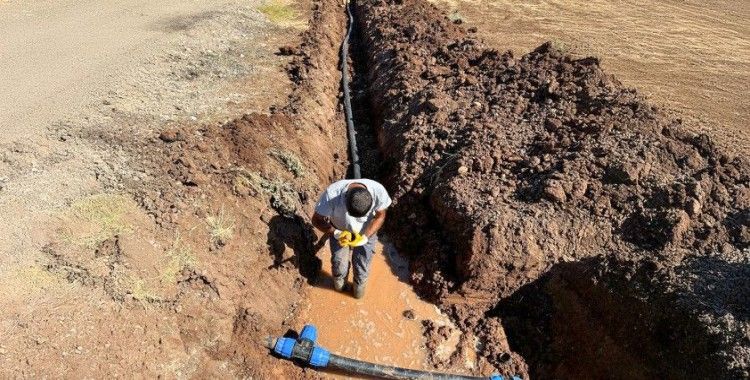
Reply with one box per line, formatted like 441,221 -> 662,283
353,282 -> 366,299
333,277 -> 345,292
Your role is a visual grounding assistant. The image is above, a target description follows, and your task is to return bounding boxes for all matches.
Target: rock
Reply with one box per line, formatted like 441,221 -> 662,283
544,180 -> 567,203
605,161 -> 643,184
424,98 -> 441,112
685,198 -> 702,216
458,165 -> 469,175
402,309 -> 416,320
278,45 -> 296,56
159,129 -> 182,143
570,180 -> 588,199
545,118 -> 563,131
670,210 -> 691,242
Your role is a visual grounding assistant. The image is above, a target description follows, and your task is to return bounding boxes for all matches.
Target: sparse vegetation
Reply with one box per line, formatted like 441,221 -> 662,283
448,10 -> 462,23
12,265 -> 65,293
61,194 -> 134,249
232,169 -> 298,215
206,208 -> 235,246
269,148 -> 305,177
162,233 -> 197,283
127,276 -> 163,304
549,38 -> 572,54
258,0 -> 298,25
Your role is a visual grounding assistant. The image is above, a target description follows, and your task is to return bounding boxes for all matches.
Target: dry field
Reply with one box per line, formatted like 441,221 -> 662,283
433,0 -> 749,155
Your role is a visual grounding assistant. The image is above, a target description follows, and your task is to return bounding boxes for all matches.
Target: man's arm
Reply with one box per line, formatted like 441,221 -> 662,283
312,212 -> 336,235
362,209 -> 386,238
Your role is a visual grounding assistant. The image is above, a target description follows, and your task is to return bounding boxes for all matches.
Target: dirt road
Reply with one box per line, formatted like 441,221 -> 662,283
1,0 -> 261,142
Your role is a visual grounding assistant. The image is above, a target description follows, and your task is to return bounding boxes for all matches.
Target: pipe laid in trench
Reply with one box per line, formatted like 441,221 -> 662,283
266,324 -> 521,380
268,3 -> 521,380
340,0 -> 360,180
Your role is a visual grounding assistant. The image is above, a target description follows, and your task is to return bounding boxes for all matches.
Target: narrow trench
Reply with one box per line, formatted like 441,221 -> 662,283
346,3 -> 381,180
295,2 -> 470,378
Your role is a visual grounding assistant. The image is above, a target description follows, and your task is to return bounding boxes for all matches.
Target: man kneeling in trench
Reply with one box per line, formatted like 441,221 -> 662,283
311,179 -> 391,299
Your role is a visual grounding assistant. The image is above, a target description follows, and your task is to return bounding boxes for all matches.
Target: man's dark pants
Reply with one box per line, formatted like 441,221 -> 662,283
329,234 -> 377,286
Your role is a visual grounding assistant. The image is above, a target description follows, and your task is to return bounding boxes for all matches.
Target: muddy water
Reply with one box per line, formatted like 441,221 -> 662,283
298,237 -> 458,378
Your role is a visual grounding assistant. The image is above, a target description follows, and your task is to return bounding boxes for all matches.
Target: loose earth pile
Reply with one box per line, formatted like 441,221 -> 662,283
355,0 -> 749,378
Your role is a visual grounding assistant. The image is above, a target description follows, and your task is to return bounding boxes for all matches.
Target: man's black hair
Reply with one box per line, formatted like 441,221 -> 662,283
346,186 -> 372,217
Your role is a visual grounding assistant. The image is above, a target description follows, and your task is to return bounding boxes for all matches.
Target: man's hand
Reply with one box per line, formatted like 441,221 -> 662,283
347,232 -> 368,247
335,230 -> 353,246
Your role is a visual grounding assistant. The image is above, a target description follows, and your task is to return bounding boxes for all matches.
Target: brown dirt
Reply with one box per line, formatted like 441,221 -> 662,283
121,1 -> 350,376
431,0 -> 750,158
30,0 -> 349,377
4,0 -> 747,377
354,0 -> 749,378
0,0 -> 314,377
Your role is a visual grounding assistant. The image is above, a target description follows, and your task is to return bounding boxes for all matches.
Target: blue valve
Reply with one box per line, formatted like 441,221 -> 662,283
300,324 -> 318,343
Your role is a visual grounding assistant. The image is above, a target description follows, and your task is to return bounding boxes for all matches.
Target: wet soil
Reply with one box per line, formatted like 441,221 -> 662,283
354,0 -> 749,378
298,241 -> 465,378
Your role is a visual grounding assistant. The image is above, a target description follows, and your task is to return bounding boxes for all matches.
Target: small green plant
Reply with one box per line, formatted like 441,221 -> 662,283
269,149 -> 305,177
258,0 -> 297,24
549,39 -> 572,54
206,208 -> 235,246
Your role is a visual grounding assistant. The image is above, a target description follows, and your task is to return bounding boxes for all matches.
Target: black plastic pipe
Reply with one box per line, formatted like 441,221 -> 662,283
340,0 -> 361,179
266,326 -> 515,380
328,353 -> 490,380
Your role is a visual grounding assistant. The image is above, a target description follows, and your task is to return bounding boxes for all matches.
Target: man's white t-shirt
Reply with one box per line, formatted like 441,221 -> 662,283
314,179 -> 392,234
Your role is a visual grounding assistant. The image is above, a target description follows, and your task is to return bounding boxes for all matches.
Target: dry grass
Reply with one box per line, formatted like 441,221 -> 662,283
127,276 -> 163,304
447,10 -> 462,23
8,265 -> 67,294
232,169 -> 298,215
258,0 -> 300,26
61,194 -> 134,248
162,233 -> 198,283
206,208 -> 235,246
270,149 -> 305,177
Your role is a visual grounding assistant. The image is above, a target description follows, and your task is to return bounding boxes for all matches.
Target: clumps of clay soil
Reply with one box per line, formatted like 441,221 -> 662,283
355,0 -> 749,378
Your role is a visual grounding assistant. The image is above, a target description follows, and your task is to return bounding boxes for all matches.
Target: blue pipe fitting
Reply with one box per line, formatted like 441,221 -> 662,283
309,346 -> 330,367
300,324 -> 318,343
268,324 -> 523,379
273,337 -> 296,359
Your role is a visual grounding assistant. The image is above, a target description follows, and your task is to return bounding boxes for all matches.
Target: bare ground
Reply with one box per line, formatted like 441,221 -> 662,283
430,0 -> 750,156
0,0 -> 310,376
1,0 -> 748,378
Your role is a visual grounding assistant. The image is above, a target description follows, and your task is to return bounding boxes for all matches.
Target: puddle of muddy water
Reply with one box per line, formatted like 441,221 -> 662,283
297,237 -> 461,378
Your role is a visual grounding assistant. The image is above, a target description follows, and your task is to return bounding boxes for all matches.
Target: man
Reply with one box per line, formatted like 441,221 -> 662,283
312,179 -> 391,299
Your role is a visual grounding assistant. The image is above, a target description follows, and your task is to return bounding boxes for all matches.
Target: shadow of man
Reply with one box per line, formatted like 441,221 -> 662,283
266,214 -> 327,284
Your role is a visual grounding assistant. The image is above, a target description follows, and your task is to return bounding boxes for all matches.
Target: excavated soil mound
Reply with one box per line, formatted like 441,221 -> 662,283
355,0 -> 749,378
